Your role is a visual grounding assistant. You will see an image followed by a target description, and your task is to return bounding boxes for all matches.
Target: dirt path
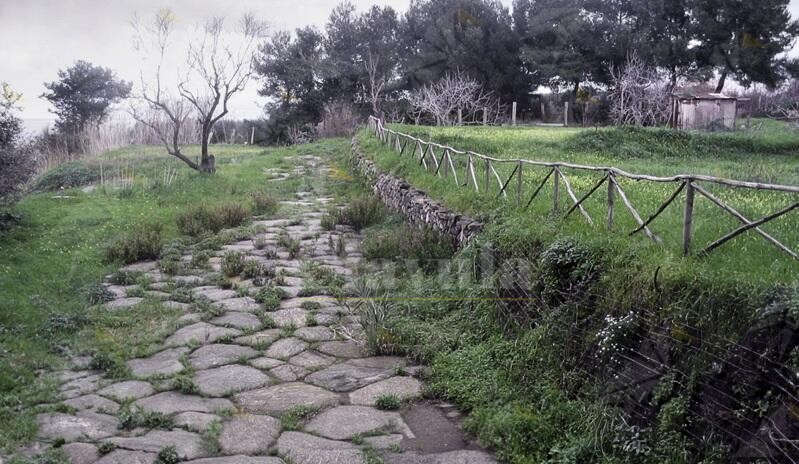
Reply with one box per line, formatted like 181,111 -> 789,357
28,160 -> 496,464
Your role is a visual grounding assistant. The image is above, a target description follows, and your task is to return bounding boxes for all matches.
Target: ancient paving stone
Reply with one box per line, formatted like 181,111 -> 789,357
316,340 -> 366,358
36,412 -> 118,442
294,326 -> 336,342
217,297 -> 261,312
189,344 -> 258,370
165,322 -> 242,347
276,431 -> 361,464
184,457 -> 284,464
383,451 -> 497,464
127,347 -> 189,378
133,392 -> 233,415
270,364 -> 308,382
304,405 -> 411,440
249,357 -> 284,370
218,414 -> 280,455
60,373 -> 105,398
269,308 -> 308,328
349,376 -> 423,406
97,380 -> 154,401
179,313 -> 204,324
279,296 -> 333,309
277,286 -> 301,298
55,369 -> 97,383
145,290 -> 170,300
235,329 -> 281,347
195,365 -> 271,397
193,286 -> 239,301
104,430 -> 208,460
348,356 -> 406,369
163,301 -> 192,311
211,312 -> 262,330
264,337 -> 308,360
63,394 -> 119,414
61,442 -> 99,464
94,450 -> 156,464
305,361 -> 394,392
174,412 -> 220,433
104,285 -> 127,299
289,351 -> 335,370
234,382 -> 339,416
104,297 -> 144,310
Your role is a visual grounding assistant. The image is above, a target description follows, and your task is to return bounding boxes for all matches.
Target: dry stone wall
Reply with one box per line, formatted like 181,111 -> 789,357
350,137 -> 483,247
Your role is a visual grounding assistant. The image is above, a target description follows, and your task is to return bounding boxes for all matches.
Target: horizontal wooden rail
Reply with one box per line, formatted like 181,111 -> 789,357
366,116 -> 799,260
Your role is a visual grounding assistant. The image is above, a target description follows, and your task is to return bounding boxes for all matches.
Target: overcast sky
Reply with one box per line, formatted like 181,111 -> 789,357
0,0 -> 795,121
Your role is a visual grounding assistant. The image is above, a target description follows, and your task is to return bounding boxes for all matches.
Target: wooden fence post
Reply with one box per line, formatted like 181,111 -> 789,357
607,173 -> 615,230
483,109 -> 488,126
683,180 -> 695,256
250,127 -> 255,145
553,167 -> 560,212
564,102 -> 569,127
541,102 -> 546,122
516,161 -> 523,205
512,102 -> 517,126
458,108 -> 463,126
484,159 -> 490,193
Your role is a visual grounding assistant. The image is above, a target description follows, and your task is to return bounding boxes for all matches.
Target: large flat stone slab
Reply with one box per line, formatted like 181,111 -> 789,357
63,394 -> 119,414
127,347 -> 189,378
349,377 -> 423,406
383,451 -> 497,464
289,351 -> 335,370
235,329 -> 281,347
97,380 -> 154,401
304,405 -> 411,440
174,412 -> 220,433
61,443 -> 99,464
218,414 -> 280,455
316,341 -> 366,358
304,361 -> 394,392
216,297 -> 261,312
269,308 -> 308,328
211,312 -> 262,330
294,326 -> 336,342
264,337 -> 307,360
165,322 -> 242,347
94,450 -> 156,464
193,287 -> 238,301
195,365 -> 271,397
189,344 -> 258,370
276,431 -> 361,464
104,297 -> 143,310
234,382 -> 339,416
134,392 -> 233,415
184,457 -> 284,464
104,430 -> 208,460
37,412 -> 118,443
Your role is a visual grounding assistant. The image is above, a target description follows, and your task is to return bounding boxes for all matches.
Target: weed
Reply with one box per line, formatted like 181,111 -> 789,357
202,420 -> 222,455
108,270 -> 144,286
97,443 -> 117,455
222,251 -> 246,277
118,405 -> 174,430
280,405 -> 319,431
177,203 -> 251,236
191,249 -> 212,269
84,283 -> 114,305
155,446 -> 179,464
375,394 -> 402,410
336,195 -> 386,230
254,286 -> 286,311
251,192 -> 279,215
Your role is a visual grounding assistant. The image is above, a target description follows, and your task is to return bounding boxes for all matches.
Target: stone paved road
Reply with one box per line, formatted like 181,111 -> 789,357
26,161 -> 496,464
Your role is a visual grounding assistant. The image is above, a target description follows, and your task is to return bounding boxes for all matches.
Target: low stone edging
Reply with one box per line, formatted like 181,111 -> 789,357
350,136 -> 484,247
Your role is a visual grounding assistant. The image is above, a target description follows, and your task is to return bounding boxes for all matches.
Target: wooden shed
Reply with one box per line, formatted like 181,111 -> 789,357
671,93 -> 739,130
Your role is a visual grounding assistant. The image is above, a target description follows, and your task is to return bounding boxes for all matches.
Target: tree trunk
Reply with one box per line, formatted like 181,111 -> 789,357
199,125 -> 216,174
715,71 -> 728,93
571,81 -> 580,123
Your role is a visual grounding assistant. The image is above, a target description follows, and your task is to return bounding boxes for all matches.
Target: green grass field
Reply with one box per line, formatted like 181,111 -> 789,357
358,120 -> 799,287
0,140 -> 355,450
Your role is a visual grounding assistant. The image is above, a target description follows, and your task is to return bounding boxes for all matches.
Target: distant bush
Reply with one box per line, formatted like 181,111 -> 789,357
177,203 -> 251,236
105,222 -> 163,264
316,101 -> 360,138
251,192 -> 278,216
336,195 -> 386,230
32,161 -> 100,192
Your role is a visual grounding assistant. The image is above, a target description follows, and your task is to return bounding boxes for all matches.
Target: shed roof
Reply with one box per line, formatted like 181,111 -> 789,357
673,92 -> 738,101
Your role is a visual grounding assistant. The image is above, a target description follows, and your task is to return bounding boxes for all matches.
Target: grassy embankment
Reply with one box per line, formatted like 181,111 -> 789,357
353,121 -> 799,463
0,140 -> 355,451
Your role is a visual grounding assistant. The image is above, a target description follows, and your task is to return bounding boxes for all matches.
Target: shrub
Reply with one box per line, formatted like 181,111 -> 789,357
177,203 -> 251,236
84,283 -> 114,305
105,222 -> 163,264
221,251 -> 245,277
363,224 -> 455,272
315,101 -> 360,138
242,260 -> 274,280
155,446 -> 179,464
255,286 -> 286,311
32,161 -> 99,192
108,270 -> 144,286
251,192 -> 278,216
337,195 -> 386,230
0,141 -> 36,204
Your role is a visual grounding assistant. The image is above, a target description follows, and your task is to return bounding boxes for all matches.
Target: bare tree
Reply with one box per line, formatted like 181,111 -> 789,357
130,9 -> 267,173
609,53 -> 672,127
408,71 -> 503,126
363,49 -> 388,117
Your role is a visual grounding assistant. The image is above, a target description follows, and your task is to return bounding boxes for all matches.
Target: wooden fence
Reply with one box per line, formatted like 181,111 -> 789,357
367,116 -> 799,260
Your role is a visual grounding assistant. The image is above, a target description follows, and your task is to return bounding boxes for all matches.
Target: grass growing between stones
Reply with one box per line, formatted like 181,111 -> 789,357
0,139 -> 368,451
